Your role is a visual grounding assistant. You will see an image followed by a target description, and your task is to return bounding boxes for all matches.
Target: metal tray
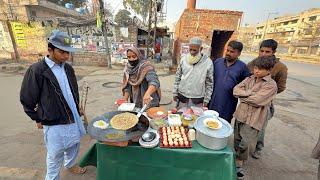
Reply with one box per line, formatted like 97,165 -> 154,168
87,111 -> 149,142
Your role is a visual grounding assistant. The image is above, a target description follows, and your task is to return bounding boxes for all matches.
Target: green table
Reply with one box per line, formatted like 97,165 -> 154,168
79,141 -> 236,180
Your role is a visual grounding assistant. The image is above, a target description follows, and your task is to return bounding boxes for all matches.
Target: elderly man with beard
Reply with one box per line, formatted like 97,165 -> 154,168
173,37 -> 214,108
208,40 -> 250,123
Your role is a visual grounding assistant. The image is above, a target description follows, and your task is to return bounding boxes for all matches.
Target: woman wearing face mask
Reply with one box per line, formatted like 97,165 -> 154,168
121,46 -> 161,108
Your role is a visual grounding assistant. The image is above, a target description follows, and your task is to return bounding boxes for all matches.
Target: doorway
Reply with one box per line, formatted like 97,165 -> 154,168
210,30 -> 233,61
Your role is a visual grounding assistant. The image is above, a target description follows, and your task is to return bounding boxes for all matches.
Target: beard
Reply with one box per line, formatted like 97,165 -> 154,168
187,53 -> 201,64
225,55 -> 236,62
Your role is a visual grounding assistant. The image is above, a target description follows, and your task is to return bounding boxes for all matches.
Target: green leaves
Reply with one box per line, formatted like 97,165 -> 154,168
115,9 -> 132,26
123,0 -> 151,20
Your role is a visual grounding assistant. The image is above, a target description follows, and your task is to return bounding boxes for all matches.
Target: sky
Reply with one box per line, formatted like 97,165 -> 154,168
105,0 -> 319,25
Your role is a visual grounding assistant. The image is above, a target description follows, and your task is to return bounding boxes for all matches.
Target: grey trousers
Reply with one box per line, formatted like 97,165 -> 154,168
234,120 -> 259,161
255,103 -> 274,151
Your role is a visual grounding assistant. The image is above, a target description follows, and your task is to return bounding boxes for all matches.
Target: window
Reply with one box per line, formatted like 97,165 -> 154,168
309,16 -> 317,21
291,20 -> 298,24
284,22 -> 289,25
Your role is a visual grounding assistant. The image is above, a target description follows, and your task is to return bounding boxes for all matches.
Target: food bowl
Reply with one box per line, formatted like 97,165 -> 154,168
203,118 -> 222,130
141,132 -> 156,142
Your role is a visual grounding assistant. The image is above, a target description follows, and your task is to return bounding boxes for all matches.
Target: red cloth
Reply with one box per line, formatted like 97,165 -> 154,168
155,43 -> 161,53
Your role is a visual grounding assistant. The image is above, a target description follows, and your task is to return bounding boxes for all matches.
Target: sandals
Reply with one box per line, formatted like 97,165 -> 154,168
236,167 -> 245,180
68,166 -> 87,174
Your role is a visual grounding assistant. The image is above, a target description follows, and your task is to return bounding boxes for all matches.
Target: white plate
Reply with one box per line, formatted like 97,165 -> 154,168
203,118 -> 222,130
118,103 -> 136,111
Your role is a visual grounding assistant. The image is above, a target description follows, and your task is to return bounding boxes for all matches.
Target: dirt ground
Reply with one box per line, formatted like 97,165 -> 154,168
0,57 -> 319,180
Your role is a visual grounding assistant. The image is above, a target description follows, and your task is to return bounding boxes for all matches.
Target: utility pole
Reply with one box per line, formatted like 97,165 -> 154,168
262,12 -> 278,40
6,0 -> 20,61
153,0 -> 157,54
147,0 -> 153,59
98,0 -> 112,68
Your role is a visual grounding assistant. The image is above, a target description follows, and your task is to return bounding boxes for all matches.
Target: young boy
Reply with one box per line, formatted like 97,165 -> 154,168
233,56 -> 278,179
247,39 -> 288,159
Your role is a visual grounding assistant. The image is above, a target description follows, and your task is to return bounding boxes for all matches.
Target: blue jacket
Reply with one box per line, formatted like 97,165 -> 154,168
208,58 -> 250,122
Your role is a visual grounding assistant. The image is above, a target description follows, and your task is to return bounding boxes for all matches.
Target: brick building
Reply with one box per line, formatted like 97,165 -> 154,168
0,0 -> 95,62
173,0 -> 242,62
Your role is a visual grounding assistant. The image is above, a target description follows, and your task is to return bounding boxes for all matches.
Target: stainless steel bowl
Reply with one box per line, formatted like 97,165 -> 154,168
142,132 -> 156,142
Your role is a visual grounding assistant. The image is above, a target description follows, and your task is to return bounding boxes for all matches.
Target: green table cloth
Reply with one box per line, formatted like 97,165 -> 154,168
79,141 -> 236,180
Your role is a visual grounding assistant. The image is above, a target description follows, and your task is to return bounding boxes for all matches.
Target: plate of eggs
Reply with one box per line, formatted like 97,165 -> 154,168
158,126 -> 192,148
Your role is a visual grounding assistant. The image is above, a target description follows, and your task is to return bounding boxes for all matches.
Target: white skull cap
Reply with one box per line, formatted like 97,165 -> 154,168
189,37 -> 202,46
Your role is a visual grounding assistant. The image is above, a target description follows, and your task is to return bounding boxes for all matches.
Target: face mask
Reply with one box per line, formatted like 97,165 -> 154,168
128,59 -> 139,67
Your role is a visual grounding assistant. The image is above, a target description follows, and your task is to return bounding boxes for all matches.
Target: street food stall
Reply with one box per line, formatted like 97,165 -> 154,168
79,102 -> 236,180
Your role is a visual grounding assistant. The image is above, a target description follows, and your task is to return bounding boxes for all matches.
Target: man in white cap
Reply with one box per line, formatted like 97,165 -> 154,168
20,30 -> 87,180
173,37 -> 214,108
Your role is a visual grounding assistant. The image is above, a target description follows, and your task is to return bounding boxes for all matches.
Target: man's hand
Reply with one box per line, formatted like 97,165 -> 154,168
36,123 -> 43,129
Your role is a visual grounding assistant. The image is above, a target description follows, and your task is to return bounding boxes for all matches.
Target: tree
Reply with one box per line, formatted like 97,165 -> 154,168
123,0 -> 151,23
114,9 -> 132,26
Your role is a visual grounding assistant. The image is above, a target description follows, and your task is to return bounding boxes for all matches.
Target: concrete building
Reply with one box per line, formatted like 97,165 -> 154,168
0,0 -> 94,62
237,25 -> 256,52
253,8 -> 320,55
0,0 -> 89,22
173,0 -> 242,62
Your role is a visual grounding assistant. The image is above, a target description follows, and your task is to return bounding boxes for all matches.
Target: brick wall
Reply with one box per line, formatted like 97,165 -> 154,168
72,52 -> 108,66
10,21 -> 53,62
176,9 -> 242,44
173,9 -> 242,61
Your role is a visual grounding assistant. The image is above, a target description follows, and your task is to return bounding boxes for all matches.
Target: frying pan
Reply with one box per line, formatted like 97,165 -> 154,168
87,111 -> 149,142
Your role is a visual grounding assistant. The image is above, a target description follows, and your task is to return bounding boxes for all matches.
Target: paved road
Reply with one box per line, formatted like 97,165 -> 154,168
0,58 -> 319,179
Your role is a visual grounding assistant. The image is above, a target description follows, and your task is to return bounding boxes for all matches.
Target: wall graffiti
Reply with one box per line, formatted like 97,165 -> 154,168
62,25 -> 110,52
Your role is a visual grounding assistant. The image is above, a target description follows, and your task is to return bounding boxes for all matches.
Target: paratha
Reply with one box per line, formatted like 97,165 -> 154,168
110,112 -> 139,130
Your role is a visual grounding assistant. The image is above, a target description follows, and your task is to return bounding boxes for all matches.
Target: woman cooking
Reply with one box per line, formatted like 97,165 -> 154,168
121,46 -> 161,108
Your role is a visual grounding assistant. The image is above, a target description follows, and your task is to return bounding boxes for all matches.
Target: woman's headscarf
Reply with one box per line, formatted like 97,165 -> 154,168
121,46 -> 157,100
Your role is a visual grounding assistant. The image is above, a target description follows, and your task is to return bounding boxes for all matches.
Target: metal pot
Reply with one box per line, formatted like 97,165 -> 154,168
194,115 -> 233,150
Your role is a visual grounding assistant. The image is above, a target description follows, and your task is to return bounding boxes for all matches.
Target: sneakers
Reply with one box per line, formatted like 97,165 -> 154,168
252,150 -> 262,159
236,167 -> 245,180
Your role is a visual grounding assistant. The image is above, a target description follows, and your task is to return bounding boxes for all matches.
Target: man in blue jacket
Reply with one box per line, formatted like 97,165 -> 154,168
208,40 -> 250,123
